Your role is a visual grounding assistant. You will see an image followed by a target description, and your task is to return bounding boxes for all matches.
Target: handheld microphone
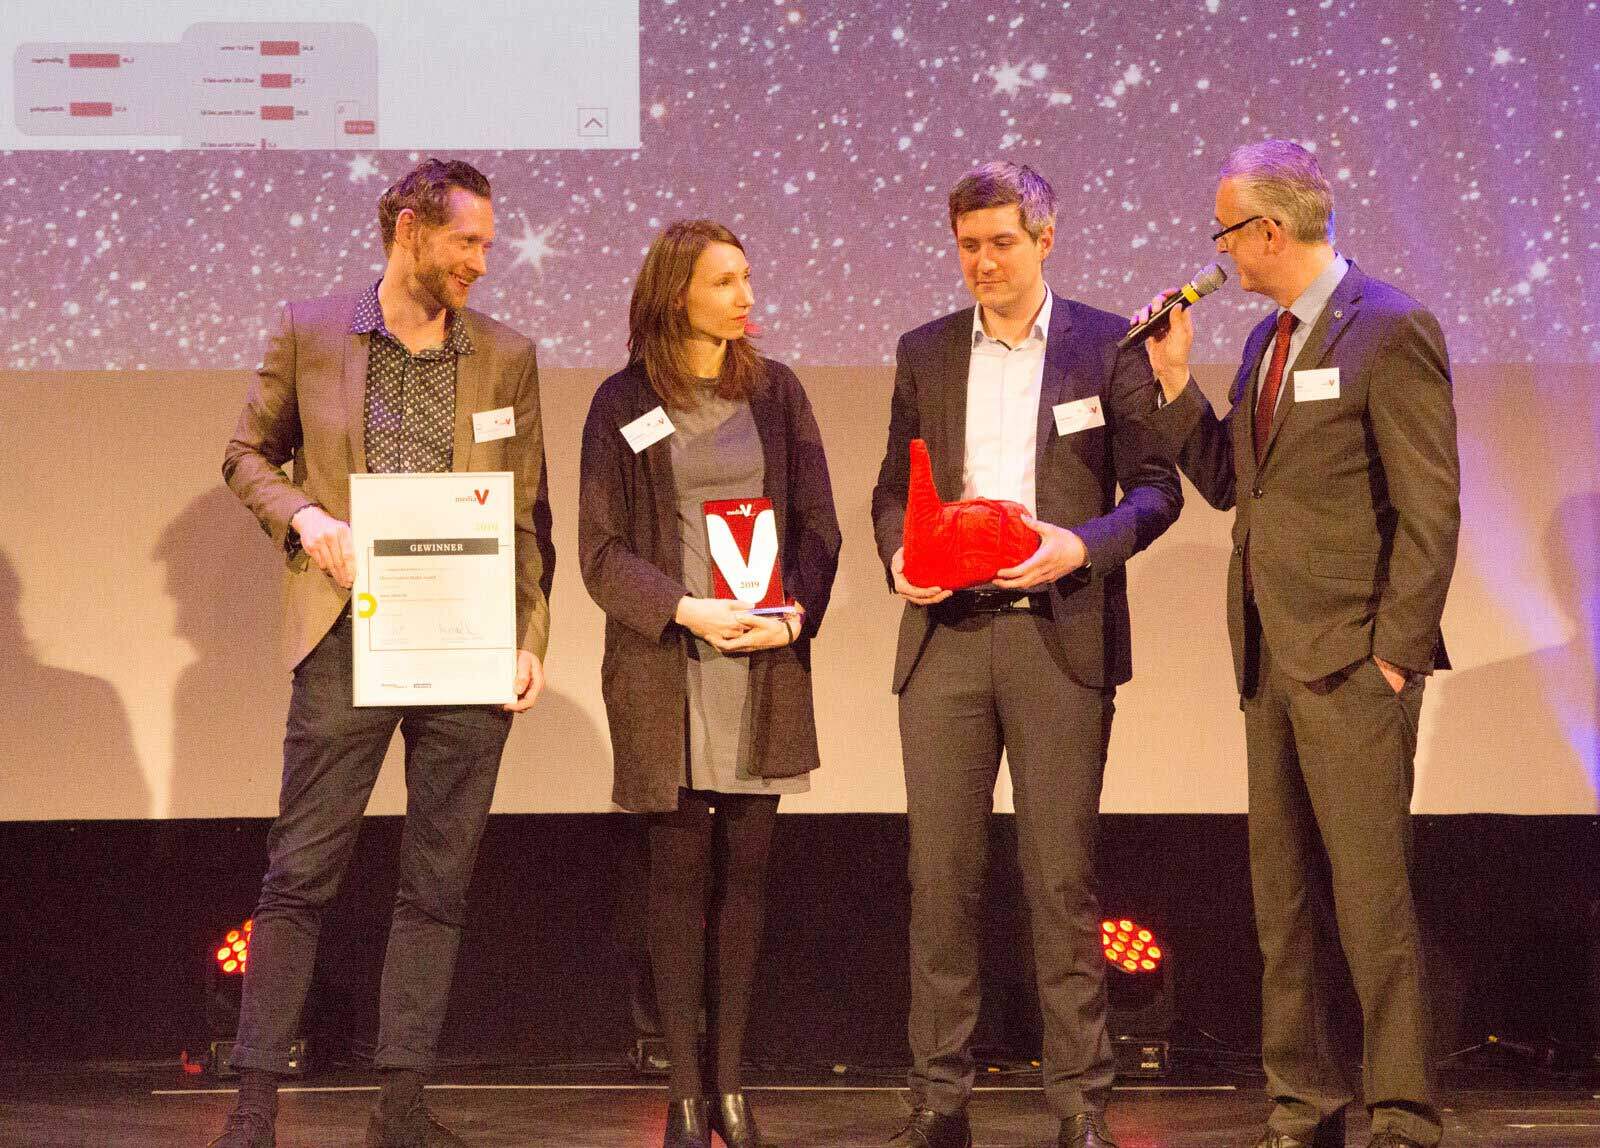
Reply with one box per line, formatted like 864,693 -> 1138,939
1117,263 -> 1228,350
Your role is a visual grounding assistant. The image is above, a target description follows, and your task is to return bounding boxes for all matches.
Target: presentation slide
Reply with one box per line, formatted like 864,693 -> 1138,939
0,0 -> 1595,819
4,0 -> 640,150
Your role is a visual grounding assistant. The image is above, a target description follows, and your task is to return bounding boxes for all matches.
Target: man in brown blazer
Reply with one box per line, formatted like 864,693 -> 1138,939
211,159 -> 553,1148
871,163 -> 1181,1148
1136,140 -> 1460,1148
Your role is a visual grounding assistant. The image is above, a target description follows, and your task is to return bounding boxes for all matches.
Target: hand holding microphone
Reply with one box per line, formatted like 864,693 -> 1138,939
1123,263 -> 1226,401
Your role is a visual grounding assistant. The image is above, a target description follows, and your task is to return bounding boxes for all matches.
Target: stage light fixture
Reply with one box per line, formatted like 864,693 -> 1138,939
200,918 -> 305,1079
1101,918 -> 1164,975
1102,917 -> 1174,1078
214,919 -> 252,976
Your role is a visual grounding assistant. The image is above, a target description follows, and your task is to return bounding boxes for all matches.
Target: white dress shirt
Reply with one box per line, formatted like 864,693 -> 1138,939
1258,254 -> 1350,390
962,288 -> 1052,516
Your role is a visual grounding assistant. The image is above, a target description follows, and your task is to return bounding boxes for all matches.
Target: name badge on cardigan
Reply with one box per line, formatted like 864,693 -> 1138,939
1293,368 -> 1340,403
621,406 -> 675,453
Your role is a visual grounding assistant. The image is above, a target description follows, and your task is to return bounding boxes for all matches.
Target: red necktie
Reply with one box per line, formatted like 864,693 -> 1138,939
1253,311 -> 1299,463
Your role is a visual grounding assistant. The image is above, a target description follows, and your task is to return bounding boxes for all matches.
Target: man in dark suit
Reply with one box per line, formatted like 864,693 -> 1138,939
871,162 -> 1182,1148
211,158 -> 553,1148
1136,140 -> 1460,1148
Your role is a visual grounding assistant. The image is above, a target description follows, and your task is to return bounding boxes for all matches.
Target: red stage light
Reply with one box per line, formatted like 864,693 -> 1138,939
1101,918 -> 1164,974
214,919 -> 253,976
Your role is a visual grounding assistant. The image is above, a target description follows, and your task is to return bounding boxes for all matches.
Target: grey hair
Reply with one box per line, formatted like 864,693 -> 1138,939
1219,140 -> 1336,245
948,161 -> 1057,240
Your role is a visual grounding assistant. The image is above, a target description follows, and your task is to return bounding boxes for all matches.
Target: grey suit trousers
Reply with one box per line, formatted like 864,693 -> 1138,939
899,604 -> 1115,1119
1244,615 -> 1441,1146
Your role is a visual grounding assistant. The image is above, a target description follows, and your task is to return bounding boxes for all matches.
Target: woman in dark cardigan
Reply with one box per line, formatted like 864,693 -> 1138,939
579,220 -> 841,1148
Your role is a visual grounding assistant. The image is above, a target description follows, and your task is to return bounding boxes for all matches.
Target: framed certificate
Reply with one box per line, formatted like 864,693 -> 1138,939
349,472 -> 517,706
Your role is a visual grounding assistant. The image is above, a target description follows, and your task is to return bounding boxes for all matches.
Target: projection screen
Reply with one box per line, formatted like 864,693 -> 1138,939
1,0 -> 1595,818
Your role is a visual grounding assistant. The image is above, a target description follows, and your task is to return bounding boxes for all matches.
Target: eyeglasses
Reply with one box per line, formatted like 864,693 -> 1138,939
1210,215 -> 1267,243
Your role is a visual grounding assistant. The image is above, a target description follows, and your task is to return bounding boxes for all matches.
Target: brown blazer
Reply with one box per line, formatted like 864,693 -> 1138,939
870,296 -> 1182,692
578,359 -> 842,813
223,293 -> 554,670
1145,261 -> 1460,688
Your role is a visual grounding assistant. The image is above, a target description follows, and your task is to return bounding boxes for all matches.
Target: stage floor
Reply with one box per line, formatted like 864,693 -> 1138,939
3,1064 -> 1598,1147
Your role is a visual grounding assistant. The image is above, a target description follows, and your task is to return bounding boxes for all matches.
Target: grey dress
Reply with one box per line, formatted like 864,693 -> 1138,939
669,381 -> 808,795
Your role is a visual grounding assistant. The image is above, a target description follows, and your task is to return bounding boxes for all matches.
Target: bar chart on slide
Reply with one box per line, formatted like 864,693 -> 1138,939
15,25 -> 379,148
4,1 -> 640,150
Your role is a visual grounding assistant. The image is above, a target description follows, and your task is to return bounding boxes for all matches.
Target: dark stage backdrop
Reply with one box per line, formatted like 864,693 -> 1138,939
1,815 -> 1596,1070
2,0 -> 1597,818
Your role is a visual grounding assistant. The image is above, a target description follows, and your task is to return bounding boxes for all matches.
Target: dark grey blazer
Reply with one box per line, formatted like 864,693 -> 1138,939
870,296 -> 1182,692
1147,261 -> 1460,688
578,359 -> 842,813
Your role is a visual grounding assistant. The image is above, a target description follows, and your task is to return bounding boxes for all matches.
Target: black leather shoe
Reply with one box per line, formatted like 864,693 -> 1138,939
207,1110 -> 275,1148
1060,1110 -> 1119,1147
710,1092 -> 764,1147
366,1098 -> 468,1146
665,1097 -> 713,1148
885,1107 -> 972,1148
1366,1132 -> 1426,1148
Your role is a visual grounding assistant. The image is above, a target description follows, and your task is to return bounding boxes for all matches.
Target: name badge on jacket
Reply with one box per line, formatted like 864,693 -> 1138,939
1053,396 -> 1106,435
1293,368 -> 1340,403
621,406 -> 676,453
472,406 -> 516,443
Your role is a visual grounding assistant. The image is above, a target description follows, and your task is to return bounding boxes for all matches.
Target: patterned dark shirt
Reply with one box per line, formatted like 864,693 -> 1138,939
352,282 -> 474,474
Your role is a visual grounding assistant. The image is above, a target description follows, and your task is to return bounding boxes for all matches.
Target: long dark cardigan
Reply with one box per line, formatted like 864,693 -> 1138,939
578,358 -> 842,813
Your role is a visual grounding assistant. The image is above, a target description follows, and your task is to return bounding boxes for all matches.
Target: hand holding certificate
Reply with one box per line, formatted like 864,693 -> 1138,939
350,472 -> 518,706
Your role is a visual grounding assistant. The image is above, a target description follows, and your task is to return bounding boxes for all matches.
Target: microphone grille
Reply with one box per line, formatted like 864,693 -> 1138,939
1192,262 -> 1227,296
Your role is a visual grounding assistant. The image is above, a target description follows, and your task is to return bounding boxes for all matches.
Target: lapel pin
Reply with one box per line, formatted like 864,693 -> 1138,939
1333,309 -> 1343,319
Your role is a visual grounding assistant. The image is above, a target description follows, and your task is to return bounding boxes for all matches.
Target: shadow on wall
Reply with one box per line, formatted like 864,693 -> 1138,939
1426,492 -> 1600,812
0,548 -> 147,819
160,485 -> 289,817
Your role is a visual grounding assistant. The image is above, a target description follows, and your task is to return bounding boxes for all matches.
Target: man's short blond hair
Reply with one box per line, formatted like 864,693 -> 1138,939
1220,140 -> 1335,245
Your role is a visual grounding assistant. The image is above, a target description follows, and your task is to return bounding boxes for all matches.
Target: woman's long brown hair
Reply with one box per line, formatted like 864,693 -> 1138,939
627,219 -> 764,409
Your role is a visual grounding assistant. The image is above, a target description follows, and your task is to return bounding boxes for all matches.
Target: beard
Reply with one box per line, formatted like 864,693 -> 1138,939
416,258 -> 470,312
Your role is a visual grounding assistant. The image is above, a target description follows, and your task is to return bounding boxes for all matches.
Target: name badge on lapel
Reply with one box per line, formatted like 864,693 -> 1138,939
1293,368 -> 1340,403
621,406 -> 676,453
472,406 -> 516,443
1053,396 -> 1106,436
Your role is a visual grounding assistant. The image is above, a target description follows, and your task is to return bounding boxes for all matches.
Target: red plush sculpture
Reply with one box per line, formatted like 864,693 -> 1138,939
902,438 -> 1040,590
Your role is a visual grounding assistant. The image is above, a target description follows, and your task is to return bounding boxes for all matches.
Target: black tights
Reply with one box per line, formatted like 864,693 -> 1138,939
646,788 -> 779,1101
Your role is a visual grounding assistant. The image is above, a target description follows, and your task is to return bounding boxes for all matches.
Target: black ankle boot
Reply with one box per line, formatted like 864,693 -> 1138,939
710,1091 -> 764,1148
665,1097 -> 712,1148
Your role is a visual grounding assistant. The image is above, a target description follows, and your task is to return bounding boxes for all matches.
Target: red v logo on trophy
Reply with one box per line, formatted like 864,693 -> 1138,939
703,497 -> 785,609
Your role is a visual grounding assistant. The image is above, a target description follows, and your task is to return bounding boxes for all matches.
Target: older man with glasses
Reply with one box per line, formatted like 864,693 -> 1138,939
1134,140 -> 1460,1148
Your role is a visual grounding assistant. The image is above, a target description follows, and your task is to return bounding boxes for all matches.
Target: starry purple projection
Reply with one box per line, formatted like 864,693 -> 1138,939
1,0 -> 1595,370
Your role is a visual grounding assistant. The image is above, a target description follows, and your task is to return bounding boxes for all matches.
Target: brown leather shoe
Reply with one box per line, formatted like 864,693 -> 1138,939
1060,1109 -> 1119,1147
884,1107 -> 972,1148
